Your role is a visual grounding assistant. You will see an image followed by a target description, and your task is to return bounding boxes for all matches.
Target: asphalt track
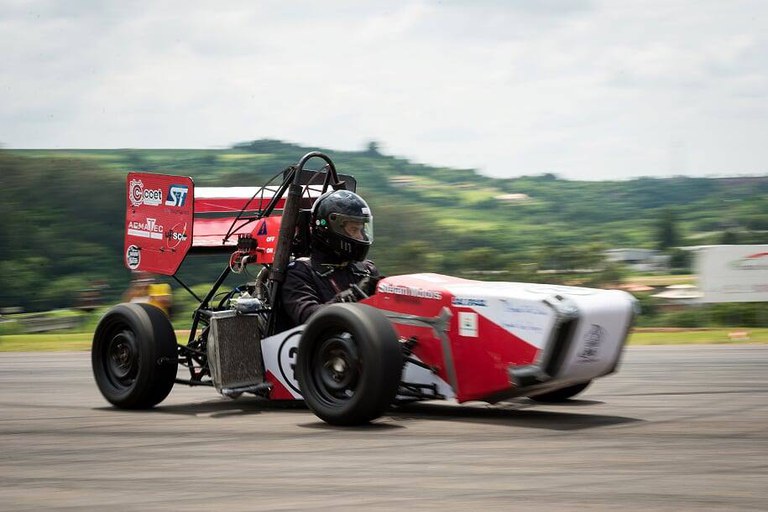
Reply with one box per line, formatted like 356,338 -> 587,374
1,346 -> 766,511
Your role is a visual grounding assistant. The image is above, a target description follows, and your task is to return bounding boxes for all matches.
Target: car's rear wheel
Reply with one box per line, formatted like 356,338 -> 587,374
529,380 -> 592,402
296,303 -> 403,426
92,303 -> 178,408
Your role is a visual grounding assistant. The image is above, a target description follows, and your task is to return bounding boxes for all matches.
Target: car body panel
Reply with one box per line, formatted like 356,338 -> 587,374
109,160 -> 637,420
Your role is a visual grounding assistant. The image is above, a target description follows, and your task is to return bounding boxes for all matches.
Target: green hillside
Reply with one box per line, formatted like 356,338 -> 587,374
2,140 -> 767,313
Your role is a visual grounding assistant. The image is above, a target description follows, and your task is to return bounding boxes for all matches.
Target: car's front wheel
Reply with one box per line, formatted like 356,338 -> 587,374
296,303 -> 403,426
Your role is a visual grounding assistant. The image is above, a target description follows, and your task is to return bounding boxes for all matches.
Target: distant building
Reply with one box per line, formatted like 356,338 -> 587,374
604,248 -> 670,271
494,193 -> 530,204
389,176 -> 418,187
651,284 -> 703,301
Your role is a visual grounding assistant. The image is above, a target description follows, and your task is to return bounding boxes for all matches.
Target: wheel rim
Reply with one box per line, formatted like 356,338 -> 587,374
312,333 -> 360,404
105,329 -> 139,388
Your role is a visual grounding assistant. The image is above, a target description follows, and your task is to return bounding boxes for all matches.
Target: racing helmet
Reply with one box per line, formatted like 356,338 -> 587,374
311,189 -> 373,261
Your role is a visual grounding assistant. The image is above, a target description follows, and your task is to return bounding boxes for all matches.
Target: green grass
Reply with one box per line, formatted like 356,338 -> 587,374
2,328 -> 765,352
0,333 -> 93,352
628,328 -> 767,345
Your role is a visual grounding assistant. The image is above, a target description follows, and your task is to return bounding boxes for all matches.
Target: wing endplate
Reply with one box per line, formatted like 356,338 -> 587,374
124,172 -> 194,276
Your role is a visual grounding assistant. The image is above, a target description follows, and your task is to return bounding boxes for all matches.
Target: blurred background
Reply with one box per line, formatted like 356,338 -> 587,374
1,1 -> 767,337
1,142 -> 767,336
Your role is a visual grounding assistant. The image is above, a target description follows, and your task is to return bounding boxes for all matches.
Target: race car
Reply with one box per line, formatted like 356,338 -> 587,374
92,152 -> 638,425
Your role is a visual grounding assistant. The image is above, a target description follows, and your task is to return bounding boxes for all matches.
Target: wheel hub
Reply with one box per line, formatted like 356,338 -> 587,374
330,356 -> 347,379
316,335 -> 359,397
108,331 -> 138,382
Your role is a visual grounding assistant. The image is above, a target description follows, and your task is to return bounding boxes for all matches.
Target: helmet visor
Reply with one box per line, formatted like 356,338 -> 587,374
328,213 -> 373,244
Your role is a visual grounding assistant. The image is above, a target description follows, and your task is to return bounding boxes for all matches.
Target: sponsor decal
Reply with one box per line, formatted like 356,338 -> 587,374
379,283 -> 443,300
502,321 -> 544,333
452,297 -> 488,307
127,218 -> 164,240
277,332 -> 302,394
164,222 -> 189,249
500,299 -> 548,316
126,245 -> 141,269
164,184 -> 189,207
729,252 -> 768,271
458,312 -> 478,337
129,178 -> 163,207
577,324 -> 605,363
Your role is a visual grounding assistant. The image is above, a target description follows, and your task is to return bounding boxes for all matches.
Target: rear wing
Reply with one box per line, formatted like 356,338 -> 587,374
124,168 -> 356,276
125,173 -> 194,275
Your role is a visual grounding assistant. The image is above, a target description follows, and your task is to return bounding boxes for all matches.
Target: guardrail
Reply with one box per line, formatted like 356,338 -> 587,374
18,315 -> 82,334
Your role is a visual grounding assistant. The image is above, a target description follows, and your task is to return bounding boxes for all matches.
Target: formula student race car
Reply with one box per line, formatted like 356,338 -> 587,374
92,152 -> 638,425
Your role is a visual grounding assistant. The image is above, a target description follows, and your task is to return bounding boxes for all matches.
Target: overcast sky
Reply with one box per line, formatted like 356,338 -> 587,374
1,1 -> 767,180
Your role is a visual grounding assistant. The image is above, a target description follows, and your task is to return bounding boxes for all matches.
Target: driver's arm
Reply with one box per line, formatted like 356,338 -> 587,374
281,261 -> 324,326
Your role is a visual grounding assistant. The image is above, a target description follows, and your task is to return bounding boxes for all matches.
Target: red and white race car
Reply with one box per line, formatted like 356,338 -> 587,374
93,152 -> 638,425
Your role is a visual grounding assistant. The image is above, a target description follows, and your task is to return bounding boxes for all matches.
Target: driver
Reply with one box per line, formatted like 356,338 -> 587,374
279,189 -> 380,328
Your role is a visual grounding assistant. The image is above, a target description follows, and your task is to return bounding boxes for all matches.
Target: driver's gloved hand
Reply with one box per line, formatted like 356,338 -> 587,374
357,275 -> 383,297
330,276 -> 383,304
332,285 -> 366,303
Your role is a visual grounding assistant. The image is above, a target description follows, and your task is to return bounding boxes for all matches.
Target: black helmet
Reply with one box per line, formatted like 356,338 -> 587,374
311,189 -> 373,261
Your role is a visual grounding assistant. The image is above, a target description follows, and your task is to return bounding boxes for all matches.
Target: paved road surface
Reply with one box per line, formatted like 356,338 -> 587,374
1,346 -> 767,511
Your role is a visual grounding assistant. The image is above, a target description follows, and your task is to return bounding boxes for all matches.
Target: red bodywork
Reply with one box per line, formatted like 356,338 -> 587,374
365,274 -> 538,403
124,173 -> 194,275
125,174 -> 288,273
191,187 -> 287,254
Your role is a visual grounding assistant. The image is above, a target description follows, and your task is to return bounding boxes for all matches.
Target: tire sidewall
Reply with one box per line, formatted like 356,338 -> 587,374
296,303 -> 402,425
92,303 -> 177,408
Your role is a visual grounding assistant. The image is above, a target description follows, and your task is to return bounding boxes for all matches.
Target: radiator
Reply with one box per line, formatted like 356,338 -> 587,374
207,310 -> 265,393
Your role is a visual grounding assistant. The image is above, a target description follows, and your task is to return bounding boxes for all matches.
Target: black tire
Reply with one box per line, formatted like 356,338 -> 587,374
529,381 -> 592,403
296,303 -> 403,426
92,303 -> 178,409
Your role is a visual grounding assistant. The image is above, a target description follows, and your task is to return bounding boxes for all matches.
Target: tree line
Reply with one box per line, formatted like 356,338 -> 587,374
1,142 -> 767,312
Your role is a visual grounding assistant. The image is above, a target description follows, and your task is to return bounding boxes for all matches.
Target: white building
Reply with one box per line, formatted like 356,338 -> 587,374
604,248 -> 671,272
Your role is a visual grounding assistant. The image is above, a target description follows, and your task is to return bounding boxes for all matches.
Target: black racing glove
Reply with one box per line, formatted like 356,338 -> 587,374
333,285 -> 366,303
332,275 -> 384,303
358,274 -> 383,296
